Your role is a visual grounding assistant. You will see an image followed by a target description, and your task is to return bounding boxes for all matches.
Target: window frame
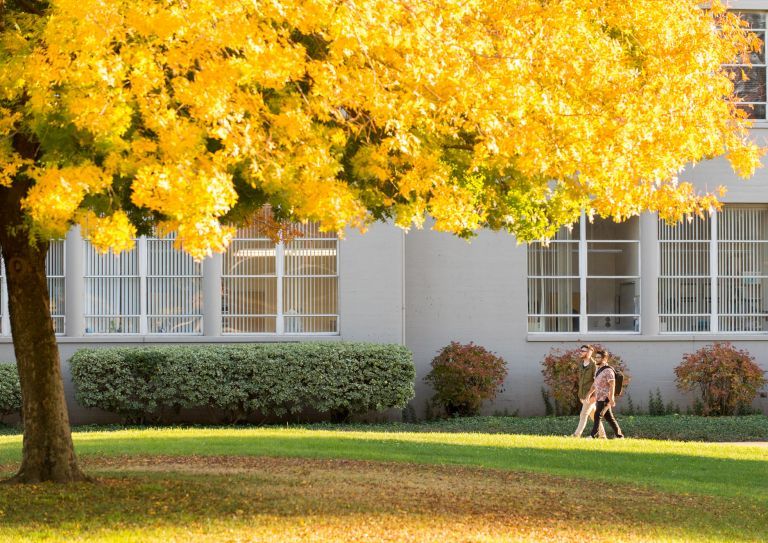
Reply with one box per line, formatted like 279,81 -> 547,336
527,211 -> 641,334
222,227 -> 340,336
659,204 -> 768,334
723,10 -> 768,121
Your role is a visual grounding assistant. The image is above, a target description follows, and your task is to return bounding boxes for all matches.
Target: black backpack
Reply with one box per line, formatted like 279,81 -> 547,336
596,365 -> 627,397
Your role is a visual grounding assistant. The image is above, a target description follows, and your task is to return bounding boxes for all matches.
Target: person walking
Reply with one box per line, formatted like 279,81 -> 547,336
572,345 -> 605,438
588,350 -> 624,439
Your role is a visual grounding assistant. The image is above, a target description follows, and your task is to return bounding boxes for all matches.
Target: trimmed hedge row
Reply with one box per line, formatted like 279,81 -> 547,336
0,363 -> 22,418
70,343 -> 415,423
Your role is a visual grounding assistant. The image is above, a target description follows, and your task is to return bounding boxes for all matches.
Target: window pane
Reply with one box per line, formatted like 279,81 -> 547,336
284,276 -> 337,313
736,103 -> 766,119
527,242 -> 578,277
718,207 -> 768,241
222,316 -> 276,334
718,277 -> 768,332
0,258 -> 4,335
659,278 -> 711,315
587,278 -> 639,332
659,216 -> 712,333
587,242 -> 639,276
736,12 -> 766,30
586,216 -> 638,240
659,216 -> 711,241
661,316 -> 710,333
46,240 -> 65,335
660,241 -> 709,277
725,66 -> 767,102
147,235 -> 202,334
222,227 -> 278,334
528,316 -> 579,333
284,239 -> 337,276
285,316 -> 338,334
224,240 -> 276,275
527,278 -> 580,316
718,242 -> 768,277
222,277 -> 277,316
84,242 -> 140,334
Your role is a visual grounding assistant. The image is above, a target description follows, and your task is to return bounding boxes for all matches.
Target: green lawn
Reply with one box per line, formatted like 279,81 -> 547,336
0,428 -> 766,542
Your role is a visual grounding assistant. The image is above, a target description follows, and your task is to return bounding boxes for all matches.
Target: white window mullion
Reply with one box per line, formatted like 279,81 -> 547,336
139,236 -> 148,335
0,259 -> 9,336
276,241 -> 284,335
710,210 -> 719,333
579,210 -> 587,333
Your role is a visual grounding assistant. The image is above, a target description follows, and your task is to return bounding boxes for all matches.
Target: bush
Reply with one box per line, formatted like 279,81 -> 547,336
70,342 -> 415,423
0,363 -> 22,418
541,345 -> 630,416
425,342 -> 507,417
675,342 -> 767,416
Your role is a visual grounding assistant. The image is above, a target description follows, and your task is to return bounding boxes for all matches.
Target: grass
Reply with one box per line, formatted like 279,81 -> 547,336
4,413 -> 768,440
0,427 -> 766,542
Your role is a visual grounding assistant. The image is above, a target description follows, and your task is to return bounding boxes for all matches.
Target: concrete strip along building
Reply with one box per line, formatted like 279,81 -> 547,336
3,5 -> 768,422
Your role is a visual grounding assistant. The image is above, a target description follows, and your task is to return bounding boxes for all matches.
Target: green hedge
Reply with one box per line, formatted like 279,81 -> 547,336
70,343 -> 415,423
0,363 -> 22,418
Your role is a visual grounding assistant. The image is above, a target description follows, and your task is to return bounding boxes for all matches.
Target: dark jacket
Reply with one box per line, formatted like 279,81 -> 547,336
578,359 -> 596,400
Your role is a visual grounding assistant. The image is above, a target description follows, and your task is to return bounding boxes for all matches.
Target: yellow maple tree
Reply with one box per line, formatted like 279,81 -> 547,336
0,0 -> 762,483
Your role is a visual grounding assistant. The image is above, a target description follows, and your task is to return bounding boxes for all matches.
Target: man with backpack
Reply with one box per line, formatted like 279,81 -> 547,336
587,349 -> 624,439
572,344 -> 605,438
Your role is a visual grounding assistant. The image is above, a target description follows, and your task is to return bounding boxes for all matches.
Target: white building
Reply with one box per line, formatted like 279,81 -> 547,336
3,5 -> 768,422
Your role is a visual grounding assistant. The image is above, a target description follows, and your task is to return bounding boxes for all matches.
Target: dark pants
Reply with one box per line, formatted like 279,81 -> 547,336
591,400 -> 623,438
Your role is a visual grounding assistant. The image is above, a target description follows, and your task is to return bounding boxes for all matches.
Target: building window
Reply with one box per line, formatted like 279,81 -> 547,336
660,205 -> 768,333
146,234 -> 203,334
84,239 -> 140,334
0,240 -> 65,336
222,219 -> 339,335
725,11 -> 767,120
84,234 -> 202,334
528,214 -> 640,333
0,258 -> 5,336
527,227 -> 579,332
48,240 -> 65,334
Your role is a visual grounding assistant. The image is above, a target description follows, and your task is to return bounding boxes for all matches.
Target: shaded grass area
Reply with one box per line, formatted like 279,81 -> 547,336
0,456 -> 766,542
1,428 -> 767,504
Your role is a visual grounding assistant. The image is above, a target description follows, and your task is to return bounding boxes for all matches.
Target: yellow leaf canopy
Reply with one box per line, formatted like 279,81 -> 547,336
0,0 -> 762,257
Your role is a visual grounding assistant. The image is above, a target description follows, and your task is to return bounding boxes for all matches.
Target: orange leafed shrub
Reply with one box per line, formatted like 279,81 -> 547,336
675,342 -> 767,416
425,342 -> 507,417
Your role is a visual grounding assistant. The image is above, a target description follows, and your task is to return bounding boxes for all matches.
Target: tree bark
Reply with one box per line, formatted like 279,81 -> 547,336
0,187 -> 87,483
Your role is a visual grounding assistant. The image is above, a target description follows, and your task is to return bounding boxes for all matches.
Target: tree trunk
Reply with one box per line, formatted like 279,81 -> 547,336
0,197 -> 87,483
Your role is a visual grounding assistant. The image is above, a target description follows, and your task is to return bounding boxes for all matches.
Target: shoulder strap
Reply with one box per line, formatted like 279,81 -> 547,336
596,365 -> 612,377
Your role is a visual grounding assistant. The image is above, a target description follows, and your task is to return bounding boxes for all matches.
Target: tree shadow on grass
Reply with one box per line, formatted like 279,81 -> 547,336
0,456 -> 765,542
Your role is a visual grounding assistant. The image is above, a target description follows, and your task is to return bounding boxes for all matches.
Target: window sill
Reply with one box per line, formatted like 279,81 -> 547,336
0,334 -> 342,344
527,332 -> 768,342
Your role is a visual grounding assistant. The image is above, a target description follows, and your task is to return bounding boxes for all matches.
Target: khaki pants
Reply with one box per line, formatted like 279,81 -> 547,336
573,399 -> 605,437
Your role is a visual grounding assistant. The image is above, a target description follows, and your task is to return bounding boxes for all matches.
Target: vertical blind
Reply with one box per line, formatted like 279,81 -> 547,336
222,216 -> 339,334
659,206 -> 768,333
0,241 -> 65,335
84,239 -> 141,334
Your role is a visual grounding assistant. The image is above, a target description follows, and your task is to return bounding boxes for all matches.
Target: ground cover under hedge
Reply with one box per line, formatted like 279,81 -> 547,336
2,414 -> 767,441
325,414 -> 768,442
